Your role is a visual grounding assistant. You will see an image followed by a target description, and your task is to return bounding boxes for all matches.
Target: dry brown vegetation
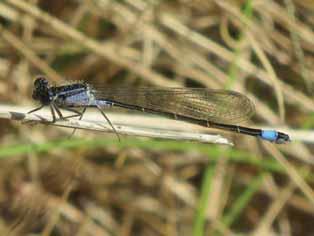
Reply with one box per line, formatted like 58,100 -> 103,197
0,0 -> 314,235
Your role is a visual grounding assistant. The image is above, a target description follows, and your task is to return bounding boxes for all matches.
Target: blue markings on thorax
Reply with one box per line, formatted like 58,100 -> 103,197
260,130 -> 278,142
54,85 -> 113,108
63,89 -> 90,106
54,86 -> 91,107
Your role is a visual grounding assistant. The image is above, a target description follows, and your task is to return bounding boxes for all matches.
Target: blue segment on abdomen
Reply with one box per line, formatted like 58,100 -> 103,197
260,130 -> 278,141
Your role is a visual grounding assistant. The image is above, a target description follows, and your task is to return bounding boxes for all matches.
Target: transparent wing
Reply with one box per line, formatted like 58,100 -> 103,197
91,87 -> 255,124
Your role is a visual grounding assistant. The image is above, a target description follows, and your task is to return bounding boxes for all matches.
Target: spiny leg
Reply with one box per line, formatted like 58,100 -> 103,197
27,105 -> 45,114
51,104 -> 84,137
53,103 -> 65,120
23,105 -> 46,124
49,105 -> 57,122
69,107 -> 87,138
61,107 -> 83,119
78,107 -> 86,121
96,105 -> 121,141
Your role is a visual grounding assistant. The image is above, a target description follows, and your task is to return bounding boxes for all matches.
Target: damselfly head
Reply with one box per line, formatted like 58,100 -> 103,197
32,76 -> 51,105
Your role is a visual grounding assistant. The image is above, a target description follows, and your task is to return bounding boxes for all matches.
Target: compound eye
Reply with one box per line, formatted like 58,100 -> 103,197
34,76 -> 48,88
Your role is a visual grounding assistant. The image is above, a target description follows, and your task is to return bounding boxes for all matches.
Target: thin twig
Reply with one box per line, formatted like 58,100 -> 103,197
0,105 -> 232,145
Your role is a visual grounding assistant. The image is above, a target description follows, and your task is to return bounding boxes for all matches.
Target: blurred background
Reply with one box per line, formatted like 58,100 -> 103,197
0,0 -> 313,235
